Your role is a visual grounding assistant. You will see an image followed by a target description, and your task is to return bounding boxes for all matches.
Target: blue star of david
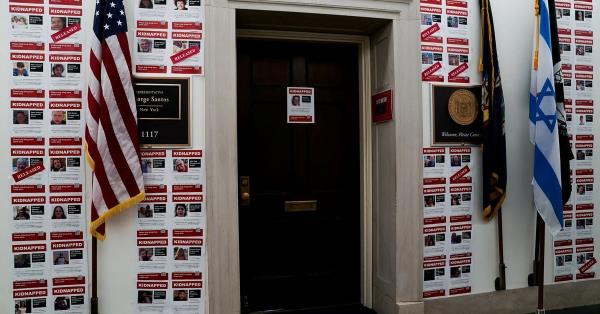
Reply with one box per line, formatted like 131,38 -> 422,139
534,78 -> 557,132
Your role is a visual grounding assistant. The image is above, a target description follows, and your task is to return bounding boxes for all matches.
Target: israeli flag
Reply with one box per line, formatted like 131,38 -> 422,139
529,0 -> 563,236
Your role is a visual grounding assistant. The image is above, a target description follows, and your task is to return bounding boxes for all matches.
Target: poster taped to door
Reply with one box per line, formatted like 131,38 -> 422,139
287,87 -> 315,124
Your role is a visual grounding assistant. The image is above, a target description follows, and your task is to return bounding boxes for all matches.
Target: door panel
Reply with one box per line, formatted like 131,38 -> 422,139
237,39 -> 360,313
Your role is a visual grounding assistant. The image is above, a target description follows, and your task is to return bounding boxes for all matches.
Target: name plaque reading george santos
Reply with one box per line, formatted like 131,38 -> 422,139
134,77 -> 190,147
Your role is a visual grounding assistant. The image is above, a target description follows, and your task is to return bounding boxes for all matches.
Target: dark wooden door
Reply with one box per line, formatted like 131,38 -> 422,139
237,39 -> 361,313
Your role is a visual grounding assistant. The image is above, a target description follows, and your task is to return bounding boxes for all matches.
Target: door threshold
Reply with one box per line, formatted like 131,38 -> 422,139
249,303 -> 376,314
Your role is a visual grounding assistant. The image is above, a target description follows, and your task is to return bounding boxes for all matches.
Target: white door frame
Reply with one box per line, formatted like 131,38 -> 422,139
235,28 -> 374,308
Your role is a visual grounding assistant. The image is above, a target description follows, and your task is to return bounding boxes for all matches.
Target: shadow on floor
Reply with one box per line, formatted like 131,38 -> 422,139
540,305 -> 600,314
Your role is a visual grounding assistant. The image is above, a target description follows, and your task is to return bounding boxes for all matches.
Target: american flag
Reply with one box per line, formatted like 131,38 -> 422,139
87,0 -> 145,240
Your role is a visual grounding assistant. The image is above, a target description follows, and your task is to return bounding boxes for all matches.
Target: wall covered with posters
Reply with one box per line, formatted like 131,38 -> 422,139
1,0 -> 206,313
0,0 -> 599,313
421,0 -> 600,299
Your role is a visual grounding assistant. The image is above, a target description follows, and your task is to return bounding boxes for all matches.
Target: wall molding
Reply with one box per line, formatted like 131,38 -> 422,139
423,280 -> 600,314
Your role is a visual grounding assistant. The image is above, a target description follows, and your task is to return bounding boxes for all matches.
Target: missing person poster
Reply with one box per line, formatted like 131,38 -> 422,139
287,87 -> 315,124
171,272 -> 203,314
13,279 -> 49,314
136,272 -> 169,314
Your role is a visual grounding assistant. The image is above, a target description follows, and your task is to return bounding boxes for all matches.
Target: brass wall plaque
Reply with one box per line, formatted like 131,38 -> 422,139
448,89 -> 478,126
284,200 -> 317,212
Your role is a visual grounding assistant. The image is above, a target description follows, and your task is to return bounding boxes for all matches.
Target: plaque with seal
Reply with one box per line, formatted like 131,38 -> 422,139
431,85 -> 482,145
134,77 -> 190,147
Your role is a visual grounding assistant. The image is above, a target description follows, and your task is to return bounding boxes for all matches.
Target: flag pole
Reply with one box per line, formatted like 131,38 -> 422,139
529,213 -> 542,287
91,237 -> 99,314
536,215 -> 546,313
495,208 -> 507,290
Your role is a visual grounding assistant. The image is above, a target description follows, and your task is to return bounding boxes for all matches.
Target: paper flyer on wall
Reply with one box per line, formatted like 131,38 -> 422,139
48,100 -> 84,139
9,4 -> 46,42
170,31 -> 203,75
171,272 -> 204,314
11,100 -> 46,146
423,258 -> 447,298
171,150 -> 203,184
12,195 -> 47,232
448,256 -> 472,296
136,272 -> 169,313
10,52 -> 46,90
12,232 -> 48,280
423,186 -> 447,223
138,229 -> 170,272
11,148 -> 46,186
51,276 -> 87,313
134,29 -> 169,74
13,279 -> 49,314
172,229 -> 204,272
137,194 -> 169,230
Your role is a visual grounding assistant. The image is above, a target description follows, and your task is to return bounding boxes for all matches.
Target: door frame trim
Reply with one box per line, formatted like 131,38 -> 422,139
236,29 -> 374,308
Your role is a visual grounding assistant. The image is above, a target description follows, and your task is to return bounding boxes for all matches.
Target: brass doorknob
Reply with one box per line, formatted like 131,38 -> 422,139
241,192 -> 250,201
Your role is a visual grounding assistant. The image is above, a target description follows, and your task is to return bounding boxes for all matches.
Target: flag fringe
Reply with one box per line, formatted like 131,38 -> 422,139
90,191 -> 145,241
85,143 -> 96,170
483,191 -> 507,221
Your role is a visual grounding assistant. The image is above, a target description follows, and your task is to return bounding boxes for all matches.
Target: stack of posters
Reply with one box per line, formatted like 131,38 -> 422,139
133,0 -> 205,75
422,147 -> 476,298
135,149 -> 206,314
8,0 -> 88,312
553,0 -> 597,283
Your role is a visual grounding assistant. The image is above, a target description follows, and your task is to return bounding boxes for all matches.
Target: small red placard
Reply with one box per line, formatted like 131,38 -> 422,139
372,89 -> 393,123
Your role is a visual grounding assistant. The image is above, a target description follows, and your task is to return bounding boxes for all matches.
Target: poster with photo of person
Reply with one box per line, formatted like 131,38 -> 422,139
9,4 -> 45,41
10,52 -> 46,89
137,194 -> 169,230
137,230 -> 169,272
51,276 -> 86,314
12,232 -> 48,280
47,101 -> 83,138
134,30 -> 168,74
11,100 -> 46,142
12,279 -> 49,314
12,196 -> 46,231
49,231 -> 86,277
423,258 -> 447,299
48,54 -> 83,92
136,272 -> 169,314
136,0 -> 168,23
48,7 -> 82,44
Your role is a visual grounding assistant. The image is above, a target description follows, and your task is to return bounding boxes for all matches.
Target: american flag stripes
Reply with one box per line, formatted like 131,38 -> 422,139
87,0 -> 145,240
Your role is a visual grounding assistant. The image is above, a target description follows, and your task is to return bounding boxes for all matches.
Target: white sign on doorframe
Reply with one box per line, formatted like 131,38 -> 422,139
287,87 -> 315,124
